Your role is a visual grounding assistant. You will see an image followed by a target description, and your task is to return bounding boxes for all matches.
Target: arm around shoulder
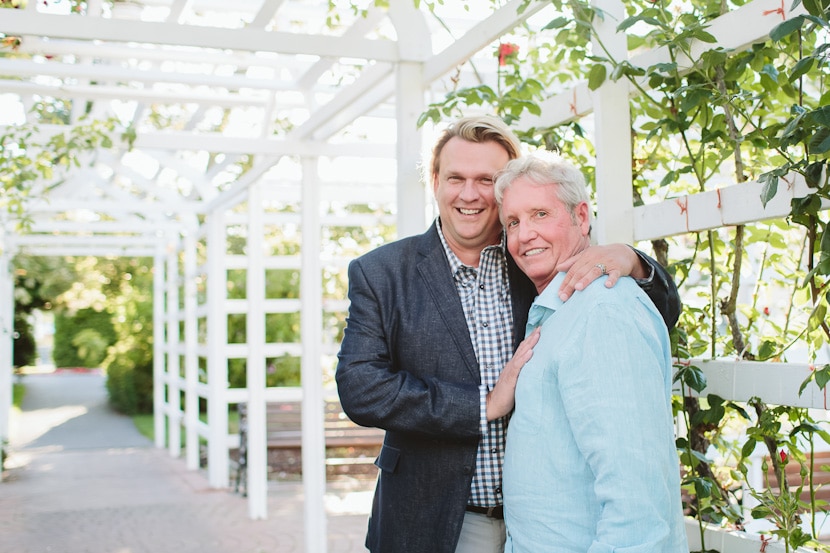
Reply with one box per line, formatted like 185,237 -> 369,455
629,247 -> 681,331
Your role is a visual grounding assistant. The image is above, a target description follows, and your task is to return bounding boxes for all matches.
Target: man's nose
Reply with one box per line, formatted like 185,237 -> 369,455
458,179 -> 479,200
518,222 -> 536,242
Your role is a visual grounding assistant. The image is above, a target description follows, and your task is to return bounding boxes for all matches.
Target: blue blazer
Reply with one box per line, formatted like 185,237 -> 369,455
335,221 -> 678,553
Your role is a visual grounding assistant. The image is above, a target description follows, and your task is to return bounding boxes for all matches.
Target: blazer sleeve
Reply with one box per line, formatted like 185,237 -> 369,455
632,248 -> 681,331
335,256 -> 481,440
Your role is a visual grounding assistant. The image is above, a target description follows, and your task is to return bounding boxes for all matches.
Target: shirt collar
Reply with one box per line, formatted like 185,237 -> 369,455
436,217 -> 506,274
525,272 -> 565,334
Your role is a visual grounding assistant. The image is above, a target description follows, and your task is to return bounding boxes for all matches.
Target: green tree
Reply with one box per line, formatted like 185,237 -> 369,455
53,307 -> 116,368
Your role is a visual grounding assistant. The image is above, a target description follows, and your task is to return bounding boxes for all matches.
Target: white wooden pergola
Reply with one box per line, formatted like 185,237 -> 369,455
0,1 -> 826,552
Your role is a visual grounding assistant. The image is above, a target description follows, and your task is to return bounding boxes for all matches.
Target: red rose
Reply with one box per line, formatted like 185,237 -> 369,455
498,43 -> 520,66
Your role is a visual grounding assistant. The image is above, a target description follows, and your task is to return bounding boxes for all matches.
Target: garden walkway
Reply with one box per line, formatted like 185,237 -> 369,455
0,369 -> 371,553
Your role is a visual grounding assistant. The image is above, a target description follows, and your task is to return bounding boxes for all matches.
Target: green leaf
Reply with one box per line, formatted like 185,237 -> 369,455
542,16 -> 569,31
676,363 -> 707,393
809,105 -> 830,127
741,438 -> 758,458
789,56 -> 815,82
587,64 -> 607,91
805,161 -> 826,188
691,29 -> 717,43
808,303 -> 827,332
820,224 -> 830,264
801,0 -> 829,17
757,340 -> 777,360
660,171 -> 678,187
750,504 -> 773,518
759,172 -> 779,207
770,15 -> 806,41
691,476 -> 714,498
649,62 -> 678,75
809,128 -> 830,154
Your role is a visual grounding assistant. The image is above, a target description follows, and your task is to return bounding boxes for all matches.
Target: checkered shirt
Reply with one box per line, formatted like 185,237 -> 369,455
437,220 -> 514,508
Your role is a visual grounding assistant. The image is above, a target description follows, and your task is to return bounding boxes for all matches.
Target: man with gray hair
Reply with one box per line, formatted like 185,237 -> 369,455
496,150 -> 688,552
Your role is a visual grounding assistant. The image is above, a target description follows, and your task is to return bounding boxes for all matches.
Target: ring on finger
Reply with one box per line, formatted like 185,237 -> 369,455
594,263 -> 607,276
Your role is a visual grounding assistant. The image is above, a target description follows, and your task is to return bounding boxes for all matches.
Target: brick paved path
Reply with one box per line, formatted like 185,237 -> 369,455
1,371 -> 370,553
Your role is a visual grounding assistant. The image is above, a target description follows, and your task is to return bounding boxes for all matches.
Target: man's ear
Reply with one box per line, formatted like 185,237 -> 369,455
576,201 -> 591,235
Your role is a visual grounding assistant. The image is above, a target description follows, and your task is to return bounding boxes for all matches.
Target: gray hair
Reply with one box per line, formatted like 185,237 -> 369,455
494,150 -> 593,227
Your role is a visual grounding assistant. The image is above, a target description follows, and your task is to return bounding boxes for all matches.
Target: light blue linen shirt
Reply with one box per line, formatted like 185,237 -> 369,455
503,273 -> 688,553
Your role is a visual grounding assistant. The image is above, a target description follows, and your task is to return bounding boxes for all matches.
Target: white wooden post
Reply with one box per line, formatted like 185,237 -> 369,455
153,242 -> 167,449
183,227 -> 199,470
246,182 -> 268,519
395,61 -> 427,238
301,156 -> 327,553
391,0 -> 429,238
166,237 -> 182,458
591,0 -> 634,245
206,212 -> 230,488
0,247 -> 13,482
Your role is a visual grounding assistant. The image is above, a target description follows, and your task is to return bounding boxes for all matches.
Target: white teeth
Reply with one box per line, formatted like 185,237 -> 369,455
459,208 -> 481,215
524,248 -> 545,256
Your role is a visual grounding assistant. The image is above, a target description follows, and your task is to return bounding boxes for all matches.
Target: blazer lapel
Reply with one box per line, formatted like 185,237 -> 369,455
416,225 -> 480,381
507,251 -> 537,349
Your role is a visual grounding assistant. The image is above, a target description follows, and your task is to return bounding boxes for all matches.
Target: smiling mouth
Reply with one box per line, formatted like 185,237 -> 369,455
458,208 -> 483,215
523,248 -> 545,257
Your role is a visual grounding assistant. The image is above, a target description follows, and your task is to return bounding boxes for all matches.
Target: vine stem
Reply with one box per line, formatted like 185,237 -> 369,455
680,377 -> 709,551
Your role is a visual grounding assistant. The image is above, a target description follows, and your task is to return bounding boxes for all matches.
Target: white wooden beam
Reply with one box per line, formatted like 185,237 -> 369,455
205,212 -> 229,488
0,125 -> 397,158
686,519 -> 810,553
22,197 -> 181,214
305,0 -> 552,141
153,243 -> 168,449
183,229 -> 200,471
165,237 -> 182,460
0,58 -> 301,93
249,0 -> 285,29
633,174 -> 829,242
591,0 -> 633,245
134,131 -> 397,158
201,156 -> 281,214
0,79 -> 269,108
26,220 -> 177,234
14,36 -> 298,71
12,246 -> 158,257
290,62 -> 395,140
300,156 -> 326,553
245,182 -> 268,520
0,10 -> 400,61
296,5 -> 388,89
678,358 -> 826,411
395,60 -> 427,238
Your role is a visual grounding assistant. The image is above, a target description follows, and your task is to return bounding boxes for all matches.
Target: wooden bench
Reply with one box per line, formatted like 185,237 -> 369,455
234,400 -> 384,495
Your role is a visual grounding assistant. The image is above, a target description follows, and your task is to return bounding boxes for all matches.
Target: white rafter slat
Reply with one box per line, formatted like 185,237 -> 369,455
0,10 -> 400,61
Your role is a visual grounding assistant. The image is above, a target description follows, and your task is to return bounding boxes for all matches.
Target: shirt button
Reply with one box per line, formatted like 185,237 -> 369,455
495,487 -> 502,494
479,284 -> 485,289
482,322 -> 489,328
491,447 -> 498,454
